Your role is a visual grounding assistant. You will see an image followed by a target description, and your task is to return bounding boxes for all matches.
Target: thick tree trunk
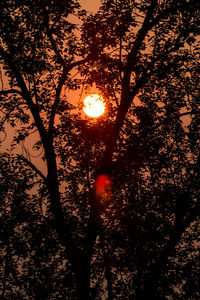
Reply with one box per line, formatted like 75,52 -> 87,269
70,247 -> 92,300
75,260 -> 91,300
70,207 -> 99,300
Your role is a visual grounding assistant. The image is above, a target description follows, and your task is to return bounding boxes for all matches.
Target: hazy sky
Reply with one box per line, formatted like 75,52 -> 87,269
79,0 -> 101,12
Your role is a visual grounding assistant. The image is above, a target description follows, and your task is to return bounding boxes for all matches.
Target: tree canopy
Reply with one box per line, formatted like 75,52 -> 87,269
0,0 -> 200,299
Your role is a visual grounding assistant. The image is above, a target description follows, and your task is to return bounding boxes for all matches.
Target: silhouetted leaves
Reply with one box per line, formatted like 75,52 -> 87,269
0,0 -> 200,299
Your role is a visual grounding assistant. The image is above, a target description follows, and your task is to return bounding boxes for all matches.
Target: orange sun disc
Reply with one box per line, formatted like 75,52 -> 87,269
83,94 -> 105,118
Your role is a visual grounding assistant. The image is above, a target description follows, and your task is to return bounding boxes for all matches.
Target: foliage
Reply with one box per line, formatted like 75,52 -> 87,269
0,0 -> 200,299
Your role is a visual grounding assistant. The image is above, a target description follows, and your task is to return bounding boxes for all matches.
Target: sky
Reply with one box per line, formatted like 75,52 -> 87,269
79,0 -> 101,12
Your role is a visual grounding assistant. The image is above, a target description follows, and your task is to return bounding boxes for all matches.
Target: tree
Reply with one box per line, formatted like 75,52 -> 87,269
80,1 -> 200,297
0,0 -> 200,299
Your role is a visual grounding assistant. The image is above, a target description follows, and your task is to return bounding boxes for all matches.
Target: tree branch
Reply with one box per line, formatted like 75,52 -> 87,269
153,110 -> 199,130
0,89 -> 22,96
126,0 -> 158,67
99,1 -> 159,166
117,0 -> 159,125
102,0 -> 196,166
48,68 -> 68,135
17,154 -> 46,181
48,56 -> 92,135
42,3 -> 66,68
0,45 -> 47,141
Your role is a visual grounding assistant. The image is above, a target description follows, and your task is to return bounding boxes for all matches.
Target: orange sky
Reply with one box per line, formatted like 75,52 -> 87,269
79,0 -> 101,12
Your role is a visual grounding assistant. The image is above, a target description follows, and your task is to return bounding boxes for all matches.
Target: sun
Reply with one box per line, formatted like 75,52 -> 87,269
83,94 -> 105,118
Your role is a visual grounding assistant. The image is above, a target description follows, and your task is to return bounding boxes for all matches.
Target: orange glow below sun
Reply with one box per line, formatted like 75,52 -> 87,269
83,94 -> 105,118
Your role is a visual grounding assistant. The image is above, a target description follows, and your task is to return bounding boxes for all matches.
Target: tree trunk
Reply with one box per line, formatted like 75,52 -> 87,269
73,204 -> 99,299
76,263 -> 91,300
71,250 -> 91,300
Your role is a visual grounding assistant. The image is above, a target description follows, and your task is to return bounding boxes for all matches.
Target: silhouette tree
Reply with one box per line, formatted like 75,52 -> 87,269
0,0 -> 199,299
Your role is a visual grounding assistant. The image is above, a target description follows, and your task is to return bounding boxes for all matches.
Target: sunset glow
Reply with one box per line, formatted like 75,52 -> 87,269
83,94 -> 105,118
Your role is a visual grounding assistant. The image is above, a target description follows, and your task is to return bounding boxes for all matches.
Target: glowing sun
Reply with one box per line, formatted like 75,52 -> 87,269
83,94 -> 105,118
